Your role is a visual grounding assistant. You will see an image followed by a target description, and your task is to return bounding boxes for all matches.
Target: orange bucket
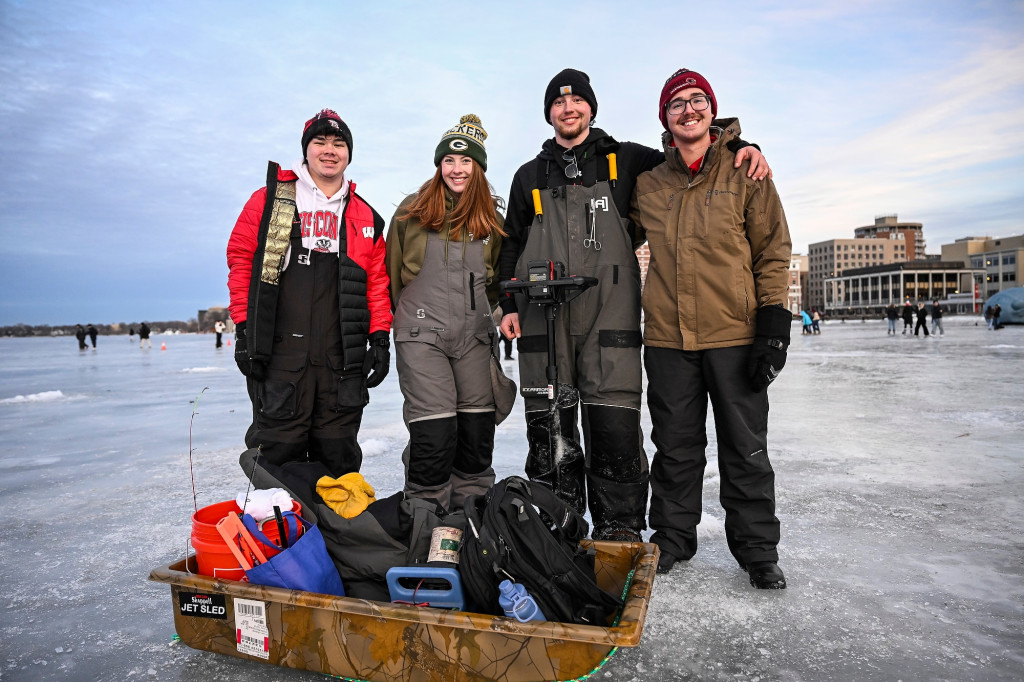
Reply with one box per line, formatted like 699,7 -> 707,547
190,499 -> 302,580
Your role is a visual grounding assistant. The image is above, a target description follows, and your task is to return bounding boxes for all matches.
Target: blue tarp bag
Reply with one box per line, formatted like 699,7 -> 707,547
221,513 -> 346,597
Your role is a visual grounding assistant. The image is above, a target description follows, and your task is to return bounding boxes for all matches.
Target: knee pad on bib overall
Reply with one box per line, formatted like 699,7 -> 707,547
406,417 -> 458,488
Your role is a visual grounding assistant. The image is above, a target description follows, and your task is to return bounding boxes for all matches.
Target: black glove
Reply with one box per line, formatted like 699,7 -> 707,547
747,305 -> 792,393
363,330 -> 391,388
233,322 -> 266,381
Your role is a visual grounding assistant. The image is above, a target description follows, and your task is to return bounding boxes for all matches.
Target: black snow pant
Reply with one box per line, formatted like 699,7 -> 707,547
914,318 -> 929,336
645,344 -> 780,567
244,249 -> 366,478
245,365 -> 364,478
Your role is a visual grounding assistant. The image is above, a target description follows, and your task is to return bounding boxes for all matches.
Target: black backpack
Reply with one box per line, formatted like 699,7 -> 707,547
460,476 -> 623,625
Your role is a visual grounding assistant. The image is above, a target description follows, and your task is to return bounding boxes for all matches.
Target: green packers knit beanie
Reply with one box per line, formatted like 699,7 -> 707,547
434,114 -> 488,171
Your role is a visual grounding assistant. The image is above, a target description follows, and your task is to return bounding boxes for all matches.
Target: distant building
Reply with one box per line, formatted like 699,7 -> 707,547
788,254 -> 808,315
822,260 -> 984,316
198,307 -> 232,332
940,235 -> 1023,301
854,214 -> 926,261
808,236 -> 908,310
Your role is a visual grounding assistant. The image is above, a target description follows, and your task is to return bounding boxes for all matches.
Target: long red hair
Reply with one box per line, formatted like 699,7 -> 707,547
400,159 -> 506,241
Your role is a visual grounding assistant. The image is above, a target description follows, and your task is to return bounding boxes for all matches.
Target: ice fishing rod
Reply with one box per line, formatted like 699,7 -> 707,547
188,387 -> 209,514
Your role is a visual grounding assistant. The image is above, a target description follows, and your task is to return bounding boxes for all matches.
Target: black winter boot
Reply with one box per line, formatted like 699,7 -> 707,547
744,561 -> 786,589
587,473 -> 648,542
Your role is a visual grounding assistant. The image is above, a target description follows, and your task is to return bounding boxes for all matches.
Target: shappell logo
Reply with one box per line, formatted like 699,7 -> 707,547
449,139 -> 469,151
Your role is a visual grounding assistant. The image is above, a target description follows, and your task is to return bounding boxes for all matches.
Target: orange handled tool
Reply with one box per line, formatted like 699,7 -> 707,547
216,513 -> 268,571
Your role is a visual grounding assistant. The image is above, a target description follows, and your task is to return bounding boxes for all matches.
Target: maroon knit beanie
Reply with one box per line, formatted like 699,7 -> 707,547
659,69 -> 717,130
301,109 -> 353,160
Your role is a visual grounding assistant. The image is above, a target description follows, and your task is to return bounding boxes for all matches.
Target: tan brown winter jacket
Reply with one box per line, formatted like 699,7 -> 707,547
630,119 -> 791,351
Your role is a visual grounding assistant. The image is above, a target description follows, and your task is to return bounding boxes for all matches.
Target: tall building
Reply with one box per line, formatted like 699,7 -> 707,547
807,237 -> 908,310
941,235 -> 1023,300
788,254 -> 808,315
854,214 -> 925,261
823,260 -> 984,315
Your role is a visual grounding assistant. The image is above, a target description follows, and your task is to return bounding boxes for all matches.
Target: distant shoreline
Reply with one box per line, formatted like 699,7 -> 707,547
2,321 -> 201,337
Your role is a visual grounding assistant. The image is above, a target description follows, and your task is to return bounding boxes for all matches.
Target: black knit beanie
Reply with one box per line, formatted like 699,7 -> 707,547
543,68 -> 598,124
301,109 -> 353,161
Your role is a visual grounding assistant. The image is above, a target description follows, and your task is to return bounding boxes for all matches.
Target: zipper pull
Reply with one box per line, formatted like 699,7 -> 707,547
705,190 -> 712,207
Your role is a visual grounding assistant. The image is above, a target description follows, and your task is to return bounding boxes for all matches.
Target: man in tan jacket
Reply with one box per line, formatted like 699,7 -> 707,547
631,69 -> 792,589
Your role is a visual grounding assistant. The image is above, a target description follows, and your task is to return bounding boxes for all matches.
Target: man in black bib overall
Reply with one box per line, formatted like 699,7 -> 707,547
498,69 -> 770,541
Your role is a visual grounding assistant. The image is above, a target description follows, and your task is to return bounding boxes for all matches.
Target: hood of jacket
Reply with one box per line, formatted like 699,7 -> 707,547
661,117 -> 741,178
293,158 -> 349,215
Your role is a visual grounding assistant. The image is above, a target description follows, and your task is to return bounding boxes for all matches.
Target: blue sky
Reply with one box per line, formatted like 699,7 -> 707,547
1,0 -> 1022,325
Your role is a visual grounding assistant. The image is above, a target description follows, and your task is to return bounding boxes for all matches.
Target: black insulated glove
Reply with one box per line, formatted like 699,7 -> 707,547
233,322 -> 266,381
363,331 -> 391,388
747,305 -> 792,393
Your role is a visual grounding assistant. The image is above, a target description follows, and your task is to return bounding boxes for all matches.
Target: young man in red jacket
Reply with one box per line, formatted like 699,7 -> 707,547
227,109 -> 392,476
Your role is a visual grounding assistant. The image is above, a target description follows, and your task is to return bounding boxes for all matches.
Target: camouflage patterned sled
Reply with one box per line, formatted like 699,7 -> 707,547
149,540 -> 657,682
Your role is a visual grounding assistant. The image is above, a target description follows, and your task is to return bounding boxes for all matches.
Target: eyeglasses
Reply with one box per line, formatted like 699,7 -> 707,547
563,151 -> 581,179
666,95 -> 710,116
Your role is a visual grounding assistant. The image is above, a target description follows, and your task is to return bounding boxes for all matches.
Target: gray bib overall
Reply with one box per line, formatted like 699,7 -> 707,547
514,173 -> 648,538
394,227 -> 497,510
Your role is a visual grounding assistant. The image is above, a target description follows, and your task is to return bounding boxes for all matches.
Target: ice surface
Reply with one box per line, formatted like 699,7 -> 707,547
0,319 -> 1021,681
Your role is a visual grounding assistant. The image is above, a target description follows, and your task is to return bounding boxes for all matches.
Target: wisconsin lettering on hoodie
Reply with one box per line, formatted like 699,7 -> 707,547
294,160 -> 347,254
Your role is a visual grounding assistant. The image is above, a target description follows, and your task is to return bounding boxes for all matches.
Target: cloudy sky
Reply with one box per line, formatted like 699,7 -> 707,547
1,0 -> 1022,325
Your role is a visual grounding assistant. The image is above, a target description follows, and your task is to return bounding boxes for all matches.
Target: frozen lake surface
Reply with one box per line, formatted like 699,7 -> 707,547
1,318 -> 1022,681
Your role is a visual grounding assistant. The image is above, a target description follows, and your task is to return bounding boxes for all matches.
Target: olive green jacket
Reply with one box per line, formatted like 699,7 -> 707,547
630,119 -> 791,351
385,191 -> 504,310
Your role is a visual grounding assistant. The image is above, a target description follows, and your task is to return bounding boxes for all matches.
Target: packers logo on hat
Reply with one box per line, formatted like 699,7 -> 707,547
434,114 -> 489,171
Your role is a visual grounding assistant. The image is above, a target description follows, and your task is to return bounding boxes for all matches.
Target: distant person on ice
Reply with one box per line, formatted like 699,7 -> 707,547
75,324 -> 87,350
800,309 -> 812,335
129,327 -> 135,343
385,114 -> 506,511
630,68 -> 792,589
885,304 -> 898,335
227,108 -> 392,477
914,302 -> 929,337
87,324 -> 98,349
930,300 -> 944,336
139,322 -> 152,349
214,320 -> 226,349
901,301 -> 914,334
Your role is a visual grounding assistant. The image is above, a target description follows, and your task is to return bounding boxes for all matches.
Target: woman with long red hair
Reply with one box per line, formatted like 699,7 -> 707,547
386,114 -> 508,510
